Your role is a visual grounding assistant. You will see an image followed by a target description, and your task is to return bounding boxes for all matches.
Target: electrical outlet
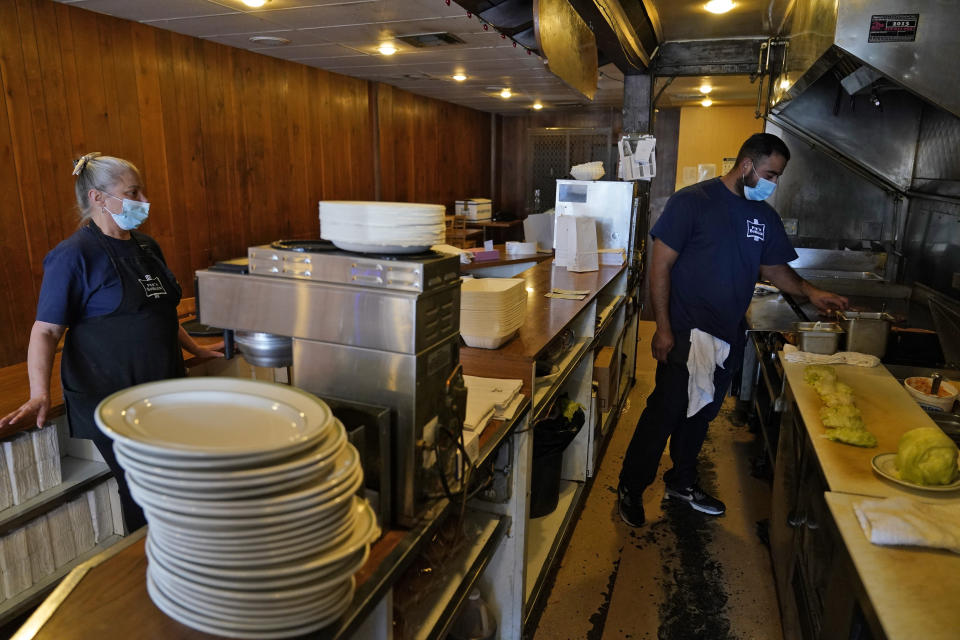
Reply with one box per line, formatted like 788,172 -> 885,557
782,218 -> 798,235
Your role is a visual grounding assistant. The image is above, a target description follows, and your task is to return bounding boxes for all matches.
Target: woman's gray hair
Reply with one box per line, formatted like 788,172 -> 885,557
72,152 -> 140,221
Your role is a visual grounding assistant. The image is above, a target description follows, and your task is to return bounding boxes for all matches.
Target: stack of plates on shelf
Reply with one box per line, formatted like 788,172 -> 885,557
95,378 -> 379,640
460,278 -> 527,349
319,201 -> 446,254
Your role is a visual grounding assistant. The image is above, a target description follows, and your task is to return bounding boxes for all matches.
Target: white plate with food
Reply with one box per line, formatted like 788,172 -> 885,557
870,453 -> 960,492
97,378 -> 332,459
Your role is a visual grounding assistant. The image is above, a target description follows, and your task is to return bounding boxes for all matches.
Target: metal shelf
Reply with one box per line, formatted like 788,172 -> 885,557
523,480 -> 584,619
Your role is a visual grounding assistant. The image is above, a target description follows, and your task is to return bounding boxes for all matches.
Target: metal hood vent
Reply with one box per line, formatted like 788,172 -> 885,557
395,32 -> 465,48
774,0 -> 960,119
768,0 -> 960,195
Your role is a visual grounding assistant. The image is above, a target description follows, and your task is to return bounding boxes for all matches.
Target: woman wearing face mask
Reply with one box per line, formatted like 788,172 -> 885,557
0,152 -> 222,532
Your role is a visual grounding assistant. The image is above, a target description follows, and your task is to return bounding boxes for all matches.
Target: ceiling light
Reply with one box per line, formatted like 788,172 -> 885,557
242,0 -> 267,7
699,83 -> 713,94
532,102 -> 543,110
378,43 -> 397,56
779,77 -> 791,90
452,73 -> 467,82
500,88 -> 512,99
701,97 -> 713,107
704,0 -> 735,14
249,36 -> 290,46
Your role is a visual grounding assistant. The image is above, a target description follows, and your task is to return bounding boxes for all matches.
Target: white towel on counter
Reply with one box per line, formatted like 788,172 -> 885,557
686,329 -> 730,418
853,496 -> 960,554
782,344 -> 880,367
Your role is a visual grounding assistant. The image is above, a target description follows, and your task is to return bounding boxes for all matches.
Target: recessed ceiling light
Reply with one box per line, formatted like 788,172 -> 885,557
500,88 -> 512,99
242,0 -> 267,7
704,0 -> 735,14
701,97 -> 713,107
249,36 -> 290,46
532,102 -> 543,110
779,77 -> 791,89
699,83 -> 713,94
378,43 -> 398,56
452,73 -> 467,82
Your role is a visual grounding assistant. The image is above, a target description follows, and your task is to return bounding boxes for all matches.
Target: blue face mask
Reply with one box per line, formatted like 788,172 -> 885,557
743,165 -> 777,201
104,193 -> 150,230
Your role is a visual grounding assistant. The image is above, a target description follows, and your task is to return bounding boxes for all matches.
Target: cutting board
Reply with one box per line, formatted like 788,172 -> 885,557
781,357 -> 960,502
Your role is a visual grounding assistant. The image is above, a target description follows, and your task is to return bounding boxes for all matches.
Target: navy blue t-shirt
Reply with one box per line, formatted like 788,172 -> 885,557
651,178 -> 797,345
36,224 -> 168,326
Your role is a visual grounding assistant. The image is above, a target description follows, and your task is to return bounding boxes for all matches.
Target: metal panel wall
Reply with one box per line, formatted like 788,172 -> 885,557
765,122 -> 899,251
901,198 -> 960,300
912,105 -> 960,199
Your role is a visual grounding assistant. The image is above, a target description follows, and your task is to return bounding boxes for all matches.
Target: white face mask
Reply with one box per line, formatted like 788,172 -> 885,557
103,193 -> 150,230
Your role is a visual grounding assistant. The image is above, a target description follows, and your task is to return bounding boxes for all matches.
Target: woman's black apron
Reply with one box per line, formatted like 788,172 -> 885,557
60,223 -> 184,530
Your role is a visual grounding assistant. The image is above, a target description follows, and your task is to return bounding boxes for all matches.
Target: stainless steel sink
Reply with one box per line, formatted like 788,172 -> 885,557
795,269 -> 884,281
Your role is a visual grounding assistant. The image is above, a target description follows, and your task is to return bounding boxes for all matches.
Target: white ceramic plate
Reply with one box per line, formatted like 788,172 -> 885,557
126,468 -> 328,501
147,535 -> 370,591
150,507 -> 357,565
870,453 -> 960,492
149,499 -> 378,581
97,378 -> 332,458
115,420 -> 346,481
148,543 -> 360,602
132,463 -> 363,524
330,240 -> 431,254
147,572 -> 353,638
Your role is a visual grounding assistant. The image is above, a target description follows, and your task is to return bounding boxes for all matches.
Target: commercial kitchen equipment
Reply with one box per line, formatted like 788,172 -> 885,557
195,239 -> 463,527
553,179 -> 639,273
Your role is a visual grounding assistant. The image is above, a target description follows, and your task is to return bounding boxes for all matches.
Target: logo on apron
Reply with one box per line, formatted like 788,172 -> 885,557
139,274 -> 168,298
746,218 -> 765,242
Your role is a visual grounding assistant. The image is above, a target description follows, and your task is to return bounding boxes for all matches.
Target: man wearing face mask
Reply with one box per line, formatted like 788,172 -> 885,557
617,133 -> 848,527
0,152 -> 222,533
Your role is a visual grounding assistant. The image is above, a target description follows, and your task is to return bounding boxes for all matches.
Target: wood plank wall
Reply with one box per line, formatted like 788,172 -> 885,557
0,0 -> 490,368
497,107 -> 622,217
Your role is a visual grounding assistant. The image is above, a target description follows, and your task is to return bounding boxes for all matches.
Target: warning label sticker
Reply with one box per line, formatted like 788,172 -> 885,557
868,14 -> 919,43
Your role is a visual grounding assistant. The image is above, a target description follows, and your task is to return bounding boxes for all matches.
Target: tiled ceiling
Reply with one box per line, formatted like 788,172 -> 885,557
54,0 -> 780,113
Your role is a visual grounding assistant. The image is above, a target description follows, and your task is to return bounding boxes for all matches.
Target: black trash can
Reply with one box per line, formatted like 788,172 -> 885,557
530,400 -> 584,518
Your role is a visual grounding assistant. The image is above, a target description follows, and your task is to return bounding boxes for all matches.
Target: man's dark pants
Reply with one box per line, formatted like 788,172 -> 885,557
620,336 -> 740,495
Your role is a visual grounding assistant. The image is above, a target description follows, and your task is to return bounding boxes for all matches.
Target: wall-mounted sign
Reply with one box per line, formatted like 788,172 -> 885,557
868,14 -> 919,43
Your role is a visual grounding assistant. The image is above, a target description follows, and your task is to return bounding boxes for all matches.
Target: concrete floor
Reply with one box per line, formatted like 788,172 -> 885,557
532,321 -> 783,640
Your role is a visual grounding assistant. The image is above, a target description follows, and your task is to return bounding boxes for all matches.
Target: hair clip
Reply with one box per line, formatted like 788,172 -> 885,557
72,152 -> 101,176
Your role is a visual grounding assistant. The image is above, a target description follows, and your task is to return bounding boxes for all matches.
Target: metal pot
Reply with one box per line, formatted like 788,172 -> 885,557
836,311 -> 893,358
234,331 -> 293,368
792,322 -> 844,355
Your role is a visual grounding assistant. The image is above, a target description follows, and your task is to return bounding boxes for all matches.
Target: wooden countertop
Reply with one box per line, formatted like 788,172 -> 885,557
825,492 -> 960,640
460,245 -> 553,272
459,260 -> 625,396
781,358 -> 960,502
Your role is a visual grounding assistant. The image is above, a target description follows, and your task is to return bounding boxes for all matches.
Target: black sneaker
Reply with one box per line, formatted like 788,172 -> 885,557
665,483 -> 726,516
618,483 -> 645,527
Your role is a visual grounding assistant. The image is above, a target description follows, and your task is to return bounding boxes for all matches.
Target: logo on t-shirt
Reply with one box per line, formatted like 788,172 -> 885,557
139,274 -> 167,298
746,218 -> 765,242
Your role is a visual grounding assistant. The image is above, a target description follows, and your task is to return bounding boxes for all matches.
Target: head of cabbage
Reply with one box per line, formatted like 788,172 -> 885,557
896,427 -> 960,486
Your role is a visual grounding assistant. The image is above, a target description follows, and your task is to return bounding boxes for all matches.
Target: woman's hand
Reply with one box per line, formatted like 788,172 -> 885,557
0,395 -> 51,433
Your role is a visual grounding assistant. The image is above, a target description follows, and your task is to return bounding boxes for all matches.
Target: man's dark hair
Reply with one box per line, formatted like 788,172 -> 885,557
735,133 -> 791,165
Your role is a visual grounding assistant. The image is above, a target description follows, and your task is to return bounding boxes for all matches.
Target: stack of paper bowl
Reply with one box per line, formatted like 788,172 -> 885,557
319,201 -> 446,254
95,378 -> 379,639
460,278 -> 527,349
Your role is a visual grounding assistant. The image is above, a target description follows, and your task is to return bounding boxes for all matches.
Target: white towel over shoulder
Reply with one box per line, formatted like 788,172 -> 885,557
686,329 -> 730,418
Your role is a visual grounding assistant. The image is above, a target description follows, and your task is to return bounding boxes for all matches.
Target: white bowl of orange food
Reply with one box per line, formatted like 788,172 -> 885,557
904,377 -> 959,412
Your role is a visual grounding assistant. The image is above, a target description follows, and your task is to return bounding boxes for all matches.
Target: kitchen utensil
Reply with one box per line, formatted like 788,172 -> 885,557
870,453 -> 960,492
792,322 -> 844,354
781,291 -> 810,322
835,310 -> 894,358
234,331 -> 293,367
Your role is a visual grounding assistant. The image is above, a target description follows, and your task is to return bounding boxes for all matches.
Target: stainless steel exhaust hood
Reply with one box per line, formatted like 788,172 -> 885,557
768,0 -> 960,195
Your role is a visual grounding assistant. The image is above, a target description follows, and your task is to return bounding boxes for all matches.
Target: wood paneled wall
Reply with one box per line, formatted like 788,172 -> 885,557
496,107 -> 622,217
0,0 -> 491,368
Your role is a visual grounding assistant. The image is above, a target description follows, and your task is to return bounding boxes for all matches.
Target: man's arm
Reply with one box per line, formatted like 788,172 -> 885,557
649,238 -> 680,362
759,263 -> 849,313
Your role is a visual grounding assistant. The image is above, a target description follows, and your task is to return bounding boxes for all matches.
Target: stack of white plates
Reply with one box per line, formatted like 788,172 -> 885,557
319,201 -> 446,254
460,278 -> 528,349
95,378 -> 379,639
